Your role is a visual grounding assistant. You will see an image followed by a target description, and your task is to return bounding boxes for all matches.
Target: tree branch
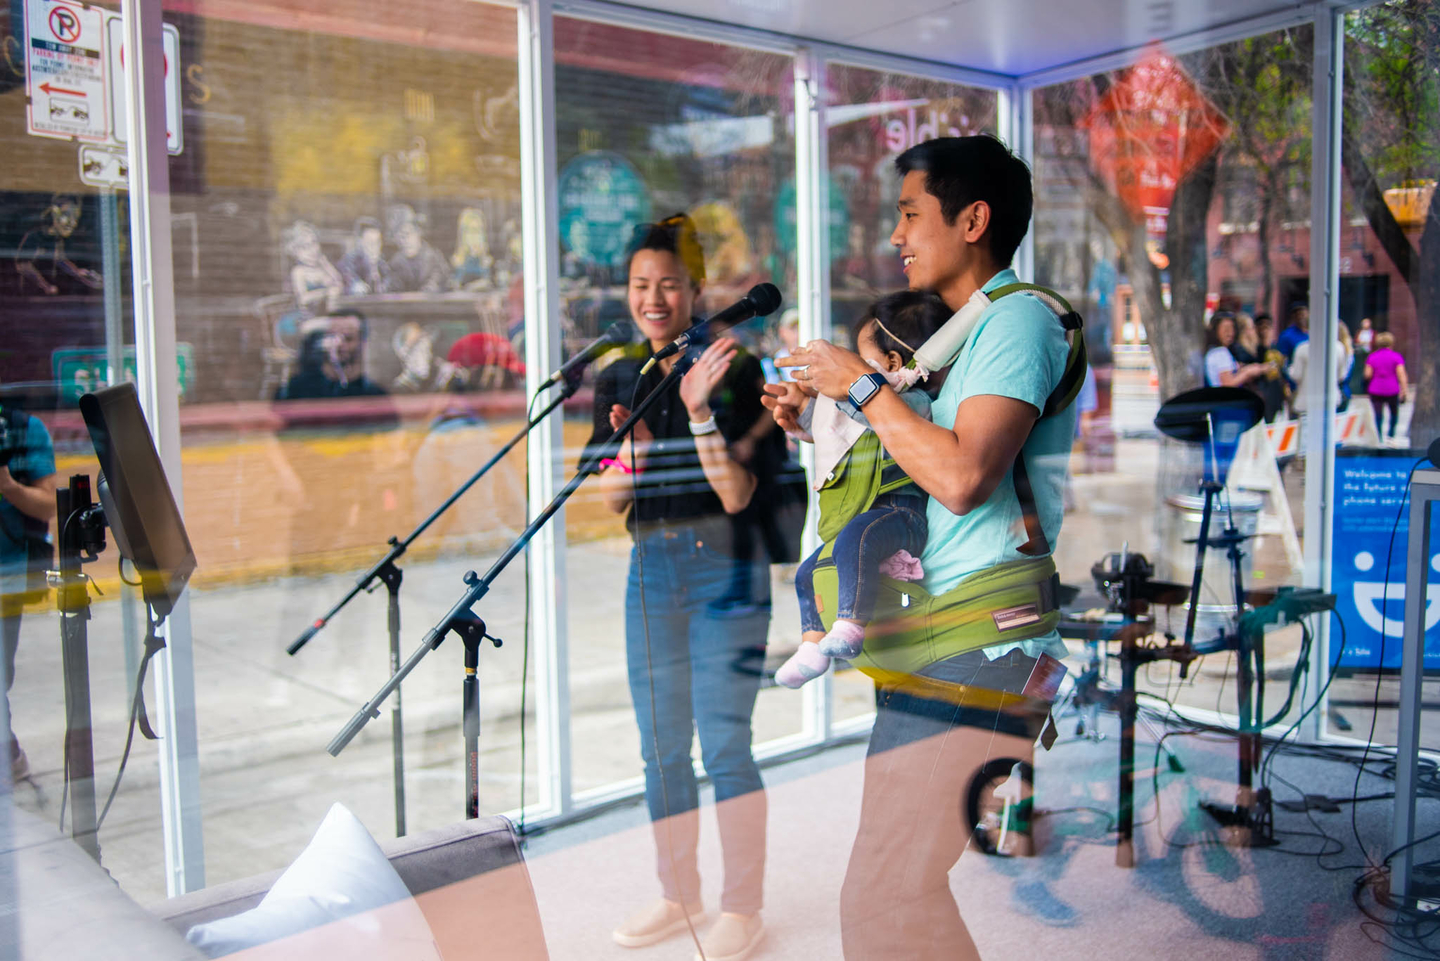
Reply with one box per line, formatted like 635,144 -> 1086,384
1340,125 -> 1418,282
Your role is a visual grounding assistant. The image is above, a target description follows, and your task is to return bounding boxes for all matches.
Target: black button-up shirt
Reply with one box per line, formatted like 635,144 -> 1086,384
586,343 -> 780,558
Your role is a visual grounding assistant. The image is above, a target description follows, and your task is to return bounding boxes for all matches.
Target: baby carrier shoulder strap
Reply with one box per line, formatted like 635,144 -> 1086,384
983,283 -> 1088,557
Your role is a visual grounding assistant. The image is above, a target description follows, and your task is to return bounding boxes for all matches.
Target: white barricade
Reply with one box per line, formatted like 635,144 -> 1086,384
1228,422 -> 1305,577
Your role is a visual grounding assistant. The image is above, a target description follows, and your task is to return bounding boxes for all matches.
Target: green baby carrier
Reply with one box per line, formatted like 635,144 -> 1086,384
809,283 -> 1087,680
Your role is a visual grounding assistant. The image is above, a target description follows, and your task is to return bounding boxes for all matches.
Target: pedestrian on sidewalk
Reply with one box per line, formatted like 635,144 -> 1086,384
0,397 -> 57,785
1364,332 -> 1408,441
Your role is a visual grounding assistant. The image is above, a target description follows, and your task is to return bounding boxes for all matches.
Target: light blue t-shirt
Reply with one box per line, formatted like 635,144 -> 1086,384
920,269 -> 1076,658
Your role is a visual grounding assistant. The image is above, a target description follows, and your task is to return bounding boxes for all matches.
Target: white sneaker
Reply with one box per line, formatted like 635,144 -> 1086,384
696,912 -> 764,961
613,898 -> 705,948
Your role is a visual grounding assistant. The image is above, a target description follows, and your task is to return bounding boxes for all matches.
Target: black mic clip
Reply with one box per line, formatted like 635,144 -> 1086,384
541,320 -> 635,391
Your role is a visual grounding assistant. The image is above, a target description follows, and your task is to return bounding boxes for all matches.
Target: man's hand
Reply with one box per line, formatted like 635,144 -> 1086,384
0,465 -> 15,496
774,339 -> 874,401
761,381 -> 811,437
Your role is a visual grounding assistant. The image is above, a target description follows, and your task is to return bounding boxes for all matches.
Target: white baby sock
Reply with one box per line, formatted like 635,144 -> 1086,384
775,641 -> 831,689
817,619 -> 866,660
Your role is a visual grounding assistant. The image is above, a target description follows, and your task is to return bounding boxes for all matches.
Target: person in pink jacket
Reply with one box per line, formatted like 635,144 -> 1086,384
1364,331 -> 1409,440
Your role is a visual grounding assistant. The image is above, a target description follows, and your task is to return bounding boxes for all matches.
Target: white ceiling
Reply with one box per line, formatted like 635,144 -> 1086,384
615,0 -> 1326,78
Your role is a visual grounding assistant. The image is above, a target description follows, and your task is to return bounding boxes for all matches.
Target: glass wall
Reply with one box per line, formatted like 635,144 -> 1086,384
1031,28 -> 1316,719
3,0 -> 532,902
1330,2 -> 1439,739
2,0 -> 144,896
10,1 -> 1420,945
549,17 -> 804,798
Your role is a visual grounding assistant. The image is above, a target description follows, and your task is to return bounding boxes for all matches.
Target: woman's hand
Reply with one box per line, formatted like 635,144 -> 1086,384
775,339 -> 873,401
609,403 -> 653,470
679,337 -> 739,421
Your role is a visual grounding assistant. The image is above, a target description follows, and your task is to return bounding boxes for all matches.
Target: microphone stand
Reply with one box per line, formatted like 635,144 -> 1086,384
327,351 -> 696,820
290,373 -> 581,836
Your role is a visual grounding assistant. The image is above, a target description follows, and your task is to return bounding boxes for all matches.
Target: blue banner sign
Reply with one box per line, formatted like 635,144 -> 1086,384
1331,449 -> 1440,671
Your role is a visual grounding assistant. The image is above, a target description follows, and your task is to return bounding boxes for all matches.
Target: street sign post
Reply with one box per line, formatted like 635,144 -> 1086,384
78,143 -> 130,188
104,14 -> 182,156
23,0 -> 184,159
25,0 -> 109,142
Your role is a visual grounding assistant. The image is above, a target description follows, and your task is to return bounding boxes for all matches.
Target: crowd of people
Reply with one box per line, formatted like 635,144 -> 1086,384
1202,299 -> 1410,443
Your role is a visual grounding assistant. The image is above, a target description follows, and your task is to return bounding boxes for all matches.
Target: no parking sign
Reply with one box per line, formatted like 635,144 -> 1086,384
1331,449 -> 1440,671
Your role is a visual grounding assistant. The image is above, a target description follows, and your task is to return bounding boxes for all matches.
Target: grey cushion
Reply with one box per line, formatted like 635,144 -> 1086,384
381,815 -> 527,896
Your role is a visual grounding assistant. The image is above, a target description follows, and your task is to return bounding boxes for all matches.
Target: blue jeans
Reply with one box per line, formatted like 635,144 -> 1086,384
795,493 -> 928,634
840,649 -> 1044,960
625,525 -> 770,914
2,601 -> 18,761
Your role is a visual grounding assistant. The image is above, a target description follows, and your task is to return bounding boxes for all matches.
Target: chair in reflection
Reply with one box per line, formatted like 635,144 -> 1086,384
254,292 -> 306,400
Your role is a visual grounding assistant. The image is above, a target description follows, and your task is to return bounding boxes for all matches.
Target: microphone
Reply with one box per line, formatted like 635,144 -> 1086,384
640,283 -> 783,374
1428,436 -> 1440,468
541,320 -> 636,389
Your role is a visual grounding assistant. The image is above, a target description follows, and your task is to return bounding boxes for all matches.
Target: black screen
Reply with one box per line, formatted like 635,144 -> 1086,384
80,384 -> 196,619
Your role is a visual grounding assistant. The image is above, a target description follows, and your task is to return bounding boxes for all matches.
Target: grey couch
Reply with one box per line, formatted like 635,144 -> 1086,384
6,805 -> 549,960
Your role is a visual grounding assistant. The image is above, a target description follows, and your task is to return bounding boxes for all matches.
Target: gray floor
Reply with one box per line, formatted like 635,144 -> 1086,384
517,709 -> 1436,960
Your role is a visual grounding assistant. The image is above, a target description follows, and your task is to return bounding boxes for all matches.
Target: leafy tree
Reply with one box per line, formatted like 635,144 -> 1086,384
1035,50 -> 1234,401
1039,5 -> 1438,440
1341,0 -> 1440,439
1207,32 -> 1312,321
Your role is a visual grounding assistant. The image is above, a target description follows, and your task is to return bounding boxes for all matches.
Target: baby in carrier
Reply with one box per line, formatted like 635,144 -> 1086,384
774,290 -> 950,688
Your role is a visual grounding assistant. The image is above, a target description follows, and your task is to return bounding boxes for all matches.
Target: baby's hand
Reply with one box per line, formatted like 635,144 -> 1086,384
762,381 -> 810,437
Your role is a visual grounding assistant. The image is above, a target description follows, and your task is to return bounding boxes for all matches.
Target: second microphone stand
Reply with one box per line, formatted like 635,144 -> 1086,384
327,351 -> 696,820
289,375 -> 580,836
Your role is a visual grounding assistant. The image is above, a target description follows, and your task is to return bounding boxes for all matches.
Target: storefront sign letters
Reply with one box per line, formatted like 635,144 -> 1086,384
883,107 -> 968,155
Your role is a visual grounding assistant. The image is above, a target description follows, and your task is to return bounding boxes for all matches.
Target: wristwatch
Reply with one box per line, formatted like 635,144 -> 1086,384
847,372 -> 887,409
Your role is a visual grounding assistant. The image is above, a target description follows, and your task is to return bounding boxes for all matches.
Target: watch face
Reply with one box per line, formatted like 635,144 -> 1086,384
849,373 -> 883,407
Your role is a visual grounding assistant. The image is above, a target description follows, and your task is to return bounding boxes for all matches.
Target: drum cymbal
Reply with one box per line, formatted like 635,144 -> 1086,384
1154,386 -> 1263,444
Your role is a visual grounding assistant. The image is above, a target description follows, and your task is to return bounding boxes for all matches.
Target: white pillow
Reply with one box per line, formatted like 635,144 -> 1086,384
185,803 -> 441,960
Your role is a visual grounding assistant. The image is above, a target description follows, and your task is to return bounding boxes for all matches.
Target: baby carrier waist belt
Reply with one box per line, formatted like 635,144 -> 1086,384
810,551 -> 1061,677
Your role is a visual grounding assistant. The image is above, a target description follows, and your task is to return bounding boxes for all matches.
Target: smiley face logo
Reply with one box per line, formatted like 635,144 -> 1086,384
1349,551 -> 1440,636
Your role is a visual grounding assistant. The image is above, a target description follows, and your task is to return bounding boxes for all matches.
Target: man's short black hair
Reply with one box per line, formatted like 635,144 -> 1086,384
894,135 -> 1033,267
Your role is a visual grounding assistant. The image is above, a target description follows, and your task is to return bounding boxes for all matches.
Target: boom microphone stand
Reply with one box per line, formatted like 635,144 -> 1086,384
288,376 -> 581,835
326,352 -> 696,818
